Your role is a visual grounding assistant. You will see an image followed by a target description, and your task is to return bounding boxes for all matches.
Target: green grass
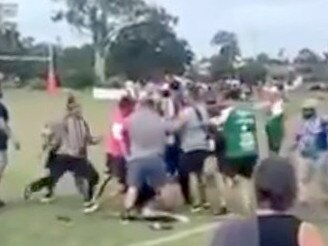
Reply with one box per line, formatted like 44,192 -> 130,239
1,89 -> 328,246
0,89 -> 215,246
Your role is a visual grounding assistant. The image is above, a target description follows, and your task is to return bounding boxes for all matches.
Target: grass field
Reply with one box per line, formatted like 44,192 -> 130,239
0,89 -> 217,246
1,89 -> 328,246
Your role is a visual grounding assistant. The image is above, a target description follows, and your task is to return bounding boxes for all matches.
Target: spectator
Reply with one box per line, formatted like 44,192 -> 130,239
0,92 -> 20,207
294,99 -> 328,205
210,156 -> 324,246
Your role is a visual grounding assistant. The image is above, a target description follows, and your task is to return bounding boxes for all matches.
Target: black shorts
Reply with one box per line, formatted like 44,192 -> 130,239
179,150 -> 209,175
106,154 -> 126,185
218,155 -> 258,178
44,149 -> 57,169
50,154 -> 98,184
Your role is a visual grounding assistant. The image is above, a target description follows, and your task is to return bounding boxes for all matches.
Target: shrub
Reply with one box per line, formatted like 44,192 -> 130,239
61,71 -> 95,89
28,78 -> 46,90
94,75 -> 126,88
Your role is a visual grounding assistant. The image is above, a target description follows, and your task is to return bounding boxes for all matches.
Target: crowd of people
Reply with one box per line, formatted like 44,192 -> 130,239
0,78 -> 327,245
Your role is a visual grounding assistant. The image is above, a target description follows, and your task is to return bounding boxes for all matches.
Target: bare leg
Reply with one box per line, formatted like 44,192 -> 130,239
124,186 -> 139,211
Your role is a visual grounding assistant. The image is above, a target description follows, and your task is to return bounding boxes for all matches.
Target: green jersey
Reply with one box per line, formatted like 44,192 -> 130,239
223,108 -> 258,158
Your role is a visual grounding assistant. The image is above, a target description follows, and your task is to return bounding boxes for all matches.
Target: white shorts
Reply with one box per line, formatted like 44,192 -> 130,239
0,151 -> 8,171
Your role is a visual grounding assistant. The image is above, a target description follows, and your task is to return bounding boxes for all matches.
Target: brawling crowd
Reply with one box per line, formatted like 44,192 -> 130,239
0,78 -> 327,245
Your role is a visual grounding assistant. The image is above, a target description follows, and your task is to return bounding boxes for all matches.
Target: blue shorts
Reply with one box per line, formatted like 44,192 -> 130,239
127,156 -> 167,189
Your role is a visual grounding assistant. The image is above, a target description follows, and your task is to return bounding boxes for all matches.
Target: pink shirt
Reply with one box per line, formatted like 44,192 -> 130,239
106,109 -> 128,157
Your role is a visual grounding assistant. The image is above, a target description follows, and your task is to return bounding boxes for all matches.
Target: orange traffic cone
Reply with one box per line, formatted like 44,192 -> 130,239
46,69 -> 58,95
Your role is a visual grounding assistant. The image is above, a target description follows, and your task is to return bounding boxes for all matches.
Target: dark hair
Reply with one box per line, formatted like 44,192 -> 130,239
119,96 -> 135,110
255,156 -> 297,211
66,94 -> 77,111
170,81 -> 180,91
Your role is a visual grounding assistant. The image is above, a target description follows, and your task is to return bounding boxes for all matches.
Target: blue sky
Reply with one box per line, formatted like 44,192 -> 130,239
15,0 -> 328,58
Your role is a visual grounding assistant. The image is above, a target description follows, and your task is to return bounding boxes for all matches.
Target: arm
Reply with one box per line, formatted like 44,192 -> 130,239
84,120 -> 101,145
299,222 -> 325,246
171,108 -> 189,132
112,122 -> 129,157
0,118 -> 20,150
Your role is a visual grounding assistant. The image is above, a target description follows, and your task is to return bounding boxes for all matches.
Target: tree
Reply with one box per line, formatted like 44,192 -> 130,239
0,28 -> 21,53
239,59 -> 267,85
294,48 -> 322,64
0,30 -> 48,81
107,8 -> 193,80
256,53 -> 270,64
52,0 -> 148,84
58,44 -> 95,88
209,54 -> 235,80
211,31 -> 240,64
209,31 -> 240,80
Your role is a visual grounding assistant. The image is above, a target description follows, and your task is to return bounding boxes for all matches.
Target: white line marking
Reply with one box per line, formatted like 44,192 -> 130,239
125,222 -> 220,246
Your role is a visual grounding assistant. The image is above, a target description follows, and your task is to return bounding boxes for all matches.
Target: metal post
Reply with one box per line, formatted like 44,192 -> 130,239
254,104 -> 269,160
48,44 -> 54,76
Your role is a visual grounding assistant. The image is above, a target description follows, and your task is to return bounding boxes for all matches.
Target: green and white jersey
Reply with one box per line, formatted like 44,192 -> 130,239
223,107 -> 258,158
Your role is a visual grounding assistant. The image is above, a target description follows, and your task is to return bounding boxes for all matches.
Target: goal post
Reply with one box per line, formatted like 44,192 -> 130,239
0,44 -> 58,94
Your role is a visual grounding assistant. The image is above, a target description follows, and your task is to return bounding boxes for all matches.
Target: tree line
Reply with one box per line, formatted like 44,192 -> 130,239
0,0 -> 327,89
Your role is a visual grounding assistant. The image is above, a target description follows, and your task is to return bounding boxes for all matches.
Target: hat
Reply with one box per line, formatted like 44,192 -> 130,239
302,98 -> 318,109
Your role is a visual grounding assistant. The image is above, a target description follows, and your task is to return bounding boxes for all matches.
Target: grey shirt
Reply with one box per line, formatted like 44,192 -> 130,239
126,107 -> 168,161
179,103 -> 209,153
57,116 -> 92,158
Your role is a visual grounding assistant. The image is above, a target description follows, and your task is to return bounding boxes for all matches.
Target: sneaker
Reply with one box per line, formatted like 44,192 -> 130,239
202,202 -> 211,210
149,222 -> 173,231
24,184 -> 33,200
40,195 -> 56,204
0,199 -> 5,208
213,206 -> 229,216
191,205 -> 203,213
83,201 -> 93,208
83,202 -> 99,214
120,211 -> 134,224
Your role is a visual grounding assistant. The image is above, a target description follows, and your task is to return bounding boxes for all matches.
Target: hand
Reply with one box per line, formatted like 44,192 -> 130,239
92,136 -> 103,144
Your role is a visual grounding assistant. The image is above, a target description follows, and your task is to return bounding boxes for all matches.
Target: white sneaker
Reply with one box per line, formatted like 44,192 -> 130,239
83,202 -> 99,214
40,196 -> 56,204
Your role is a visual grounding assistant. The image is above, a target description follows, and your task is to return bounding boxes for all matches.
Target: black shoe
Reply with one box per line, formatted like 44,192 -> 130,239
213,206 -> 229,216
0,199 -> 5,208
24,184 -> 33,200
120,211 -> 135,224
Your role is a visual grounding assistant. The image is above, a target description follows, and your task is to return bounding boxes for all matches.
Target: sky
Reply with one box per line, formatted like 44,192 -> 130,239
11,0 -> 328,58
